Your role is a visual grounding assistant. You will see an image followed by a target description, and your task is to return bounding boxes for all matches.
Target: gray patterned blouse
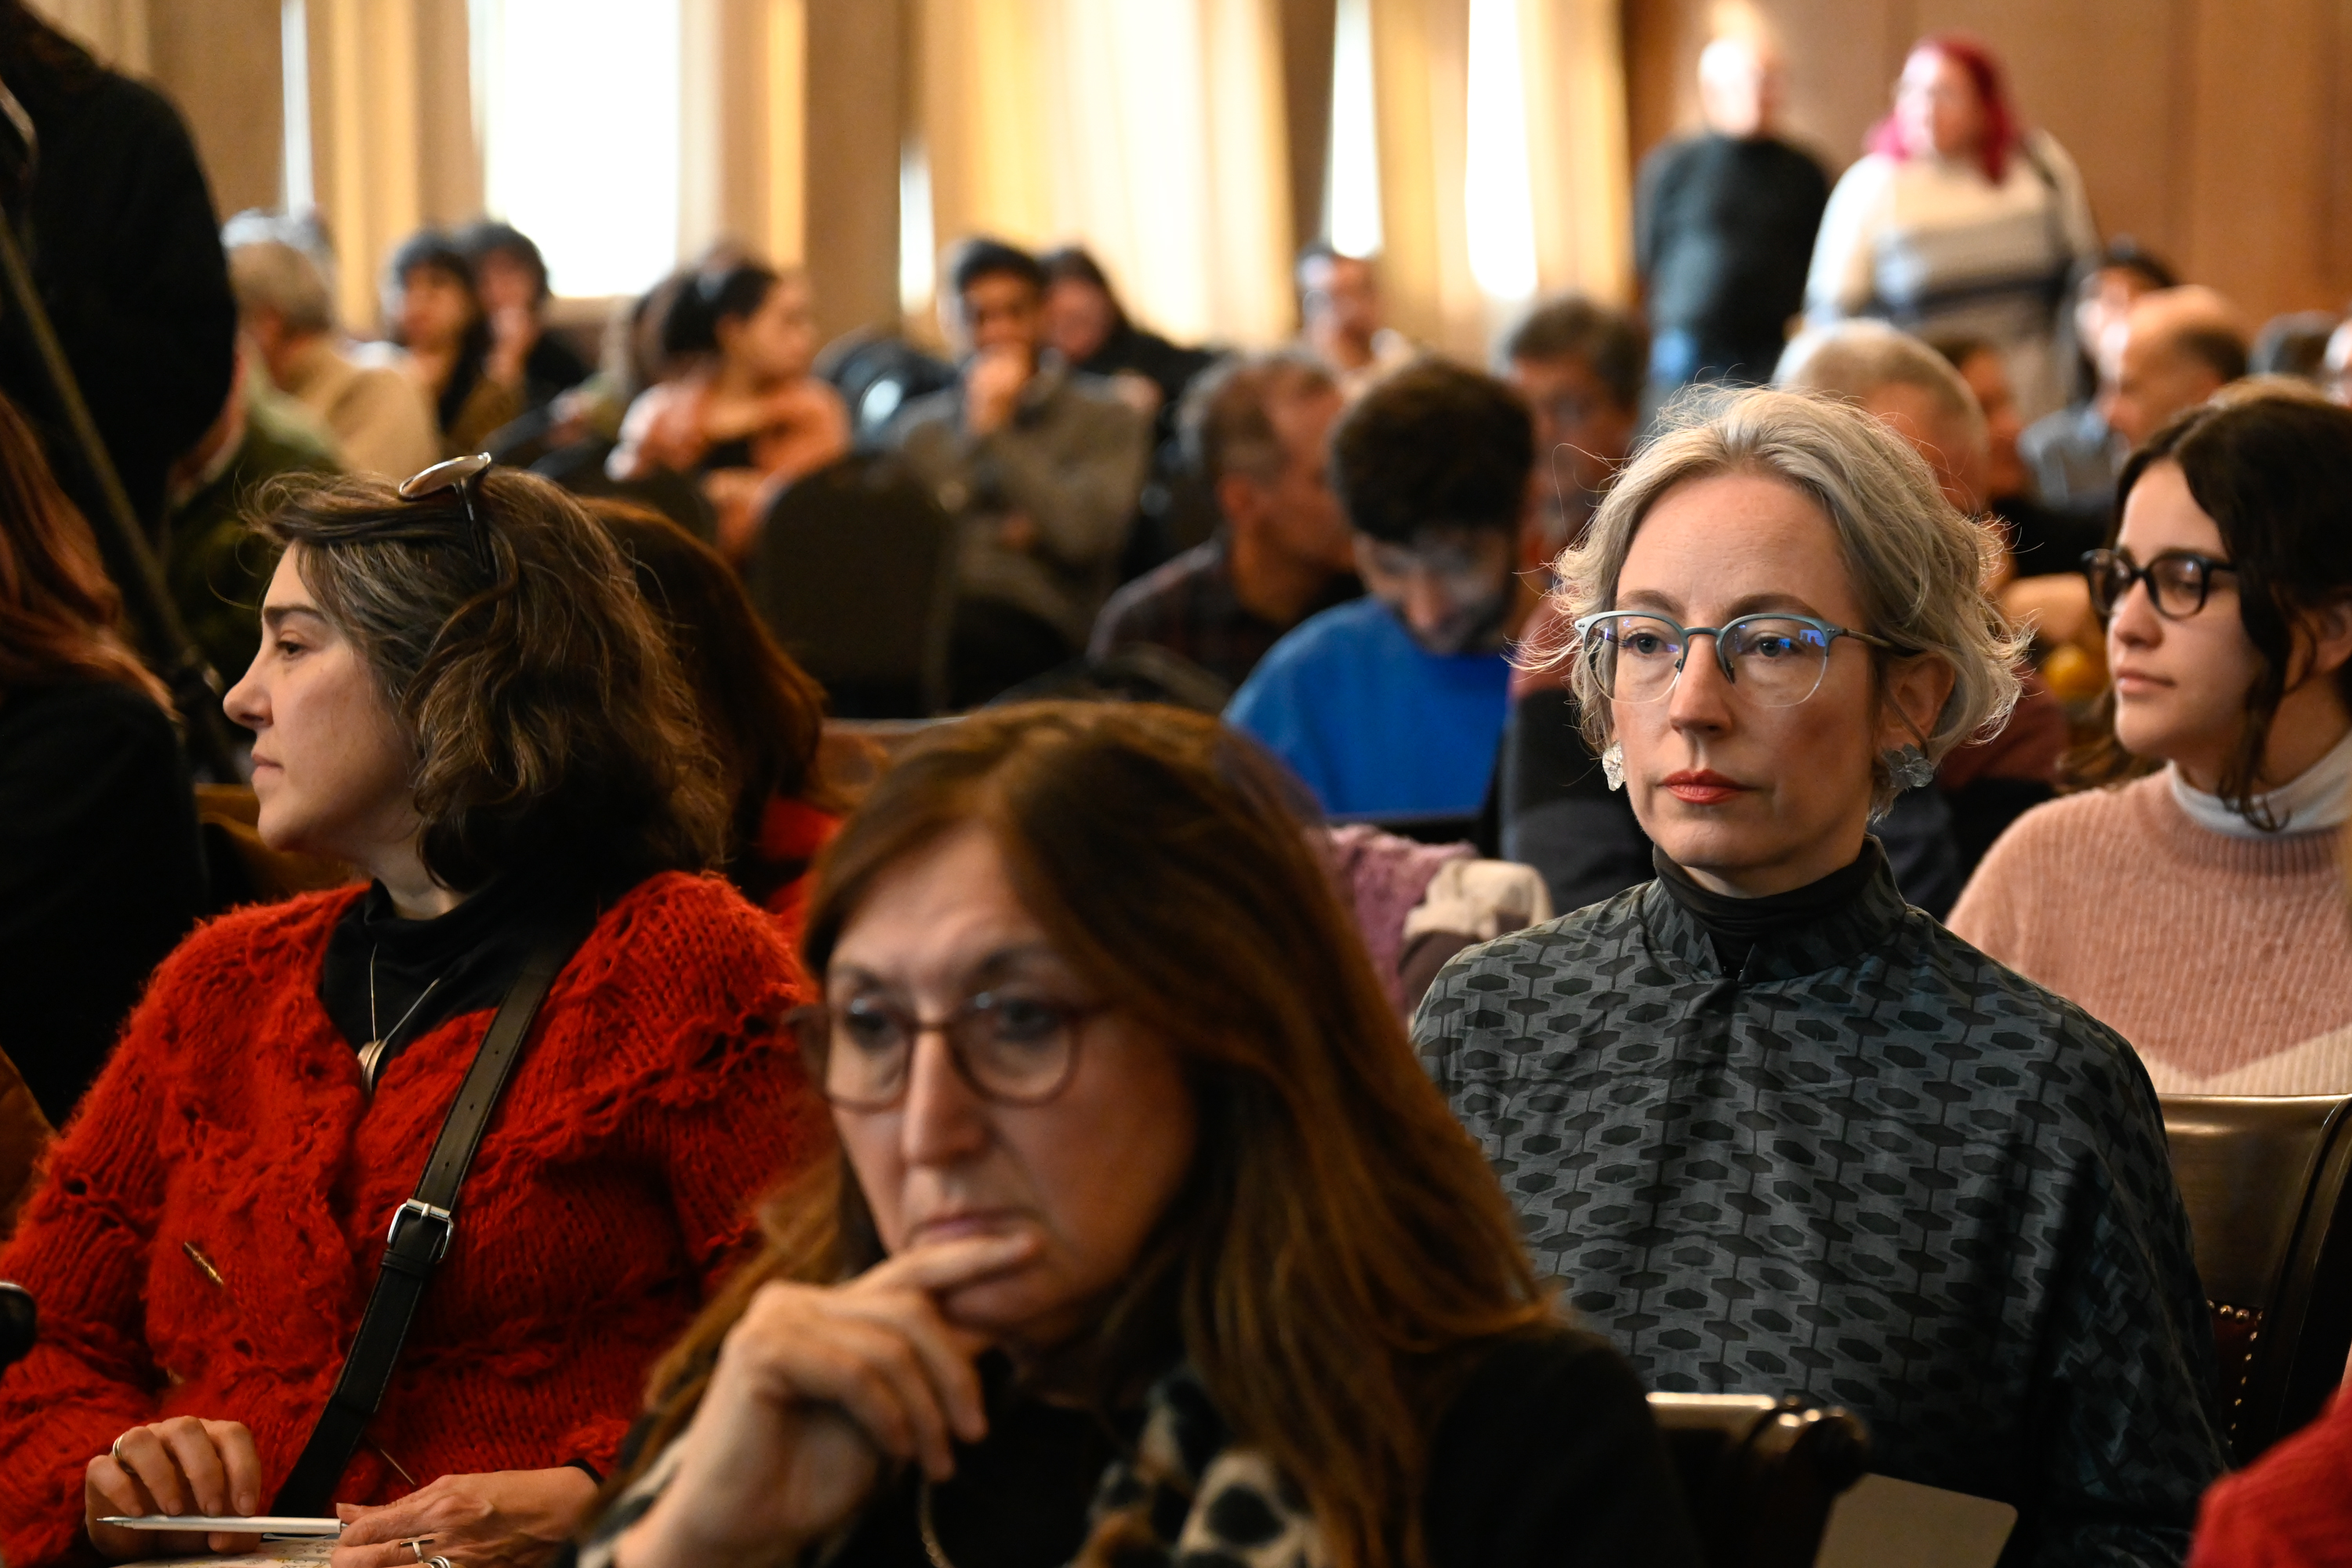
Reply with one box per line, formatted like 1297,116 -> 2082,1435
1414,851 -> 2226,1568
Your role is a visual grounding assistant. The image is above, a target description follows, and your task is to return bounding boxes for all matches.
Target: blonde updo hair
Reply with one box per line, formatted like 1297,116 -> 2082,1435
1541,387 -> 2025,811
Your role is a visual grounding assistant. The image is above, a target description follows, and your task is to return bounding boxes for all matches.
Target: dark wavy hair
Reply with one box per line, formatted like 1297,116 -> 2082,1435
257,469 -> 729,890
601,703 -> 1550,1568
2072,394 -> 2352,825
661,261 -> 782,358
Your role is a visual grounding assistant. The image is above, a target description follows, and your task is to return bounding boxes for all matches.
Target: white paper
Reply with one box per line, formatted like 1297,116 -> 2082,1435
1815,1473 -> 2018,1568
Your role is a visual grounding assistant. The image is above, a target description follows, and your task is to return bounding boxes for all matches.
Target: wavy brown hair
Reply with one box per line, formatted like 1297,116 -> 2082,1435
0,390 -> 169,710
608,702 -> 1550,1568
589,500 -> 842,898
258,469 -> 728,889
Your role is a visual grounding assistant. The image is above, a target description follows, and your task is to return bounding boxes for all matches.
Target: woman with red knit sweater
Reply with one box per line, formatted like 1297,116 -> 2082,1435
1951,392 -> 2352,1090
0,461 -> 831,1567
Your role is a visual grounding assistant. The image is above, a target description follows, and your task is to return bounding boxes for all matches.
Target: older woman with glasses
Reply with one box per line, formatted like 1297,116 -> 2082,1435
1417,388 -> 2223,1566
576,702 -> 1703,1568
1952,393 -> 2352,1091
0,459 -> 831,1568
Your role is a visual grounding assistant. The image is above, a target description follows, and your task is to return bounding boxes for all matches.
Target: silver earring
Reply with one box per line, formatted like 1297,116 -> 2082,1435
1601,741 -> 1625,791
1884,743 -> 1934,792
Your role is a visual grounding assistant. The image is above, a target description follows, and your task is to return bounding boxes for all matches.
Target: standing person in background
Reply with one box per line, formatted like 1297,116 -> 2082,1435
1090,351 -> 1359,693
1295,244 -> 1417,397
378,230 -> 524,457
0,390 -> 204,1130
1636,31 -> 1828,397
225,225 -> 441,483
888,238 -> 1151,708
1951,394 -> 2352,1093
1227,362 -> 1535,818
0,1 -> 235,537
608,261 -> 850,561
1806,33 -> 2098,423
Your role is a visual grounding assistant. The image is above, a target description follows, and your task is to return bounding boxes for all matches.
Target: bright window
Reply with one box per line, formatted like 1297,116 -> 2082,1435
1324,0 -> 1382,259
1464,0 -> 1537,300
470,0 -> 682,298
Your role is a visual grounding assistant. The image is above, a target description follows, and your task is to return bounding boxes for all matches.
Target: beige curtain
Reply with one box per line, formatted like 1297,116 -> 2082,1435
915,0 -> 1294,348
296,0 -> 480,333
1519,0 -> 1631,305
1356,0 -> 1632,361
679,0 -> 806,270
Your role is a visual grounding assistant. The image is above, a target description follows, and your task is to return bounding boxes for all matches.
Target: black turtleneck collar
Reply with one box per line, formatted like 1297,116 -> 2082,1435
1650,839 -> 1893,976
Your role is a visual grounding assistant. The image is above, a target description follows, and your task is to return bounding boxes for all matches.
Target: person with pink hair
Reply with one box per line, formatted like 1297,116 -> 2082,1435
1805,34 -> 2099,422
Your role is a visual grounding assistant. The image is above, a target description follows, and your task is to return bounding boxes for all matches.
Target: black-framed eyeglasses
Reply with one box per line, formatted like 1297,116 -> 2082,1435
397,452 -> 495,569
2082,547 -> 2237,622
1573,610 -> 1897,709
786,992 -> 1109,1112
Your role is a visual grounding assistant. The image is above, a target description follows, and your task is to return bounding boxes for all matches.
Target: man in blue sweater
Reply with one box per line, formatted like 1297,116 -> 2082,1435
1226,361 -> 1536,818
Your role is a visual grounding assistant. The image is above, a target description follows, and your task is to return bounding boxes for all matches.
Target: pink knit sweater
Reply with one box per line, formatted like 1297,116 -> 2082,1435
1948,773 -> 2352,1089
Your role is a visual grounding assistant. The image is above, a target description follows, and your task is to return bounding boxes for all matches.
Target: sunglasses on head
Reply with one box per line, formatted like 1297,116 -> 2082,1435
397,452 -> 496,570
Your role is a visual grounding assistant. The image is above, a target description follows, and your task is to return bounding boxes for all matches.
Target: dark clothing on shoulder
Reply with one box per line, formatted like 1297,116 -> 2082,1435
163,397 -> 338,681
0,53 -> 235,531
1636,132 -> 1828,384
1415,845 -> 2227,1568
1088,533 -> 1360,693
576,1330 -> 1703,1568
0,679 -> 205,1125
1073,323 -> 1214,442
1996,489 -> 2107,580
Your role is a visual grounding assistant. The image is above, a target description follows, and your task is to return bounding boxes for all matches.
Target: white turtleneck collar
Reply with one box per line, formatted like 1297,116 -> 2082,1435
2169,725 -> 2352,839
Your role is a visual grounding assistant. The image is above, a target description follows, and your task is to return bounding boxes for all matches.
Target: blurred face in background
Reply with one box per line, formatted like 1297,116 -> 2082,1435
1356,524 -> 1516,655
1044,276 -> 1118,367
1510,352 -> 1635,499
2077,267 -> 2163,380
955,272 -> 1046,368
1226,386 -> 1354,575
1301,254 -> 1381,344
1697,35 -> 1778,139
474,249 -> 543,321
393,263 -> 477,355
1954,347 -> 2028,500
1893,47 -> 1987,162
718,273 -> 822,383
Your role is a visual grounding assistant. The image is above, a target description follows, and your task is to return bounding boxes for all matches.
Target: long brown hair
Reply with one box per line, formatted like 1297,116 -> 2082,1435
0,390 -> 169,710
259,470 -> 728,889
613,703 -> 1549,1568
589,500 -> 841,895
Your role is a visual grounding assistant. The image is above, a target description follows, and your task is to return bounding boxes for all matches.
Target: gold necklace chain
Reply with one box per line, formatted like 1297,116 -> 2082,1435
916,1477 -> 953,1568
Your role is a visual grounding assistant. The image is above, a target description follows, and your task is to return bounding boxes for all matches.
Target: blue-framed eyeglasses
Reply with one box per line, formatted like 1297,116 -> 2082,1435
1573,610 -> 1897,708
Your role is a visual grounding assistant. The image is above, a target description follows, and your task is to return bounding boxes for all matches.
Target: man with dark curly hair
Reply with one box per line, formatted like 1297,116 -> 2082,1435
1225,361 -> 1535,816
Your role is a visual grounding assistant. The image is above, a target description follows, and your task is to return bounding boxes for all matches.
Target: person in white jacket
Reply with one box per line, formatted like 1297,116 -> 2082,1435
1805,33 -> 2098,423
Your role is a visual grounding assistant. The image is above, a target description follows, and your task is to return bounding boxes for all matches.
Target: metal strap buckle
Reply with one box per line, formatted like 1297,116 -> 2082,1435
385,1199 -> 455,1261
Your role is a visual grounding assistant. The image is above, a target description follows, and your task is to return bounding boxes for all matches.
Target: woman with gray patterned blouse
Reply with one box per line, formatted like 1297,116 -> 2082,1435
1416,388 -> 2223,1567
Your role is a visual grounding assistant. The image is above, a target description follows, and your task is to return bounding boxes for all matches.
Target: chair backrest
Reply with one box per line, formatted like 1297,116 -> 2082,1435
2162,1093 -> 2352,1463
1647,1393 -> 1870,1568
746,454 -> 957,717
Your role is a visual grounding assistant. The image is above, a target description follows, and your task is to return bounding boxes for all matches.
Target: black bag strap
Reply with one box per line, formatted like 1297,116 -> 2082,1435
274,927 -> 582,1512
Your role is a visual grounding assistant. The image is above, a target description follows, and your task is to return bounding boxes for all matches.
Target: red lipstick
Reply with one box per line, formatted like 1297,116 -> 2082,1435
1661,769 -> 1749,806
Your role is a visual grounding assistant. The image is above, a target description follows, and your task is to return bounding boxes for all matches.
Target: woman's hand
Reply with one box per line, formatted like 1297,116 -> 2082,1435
331,1467 -> 598,1568
83,1417 -> 263,1561
614,1232 -> 1036,1568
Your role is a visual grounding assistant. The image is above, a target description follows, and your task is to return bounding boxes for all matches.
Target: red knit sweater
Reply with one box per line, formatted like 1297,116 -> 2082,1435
2190,1386 -> 2352,1566
0,871 -> 831,1567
